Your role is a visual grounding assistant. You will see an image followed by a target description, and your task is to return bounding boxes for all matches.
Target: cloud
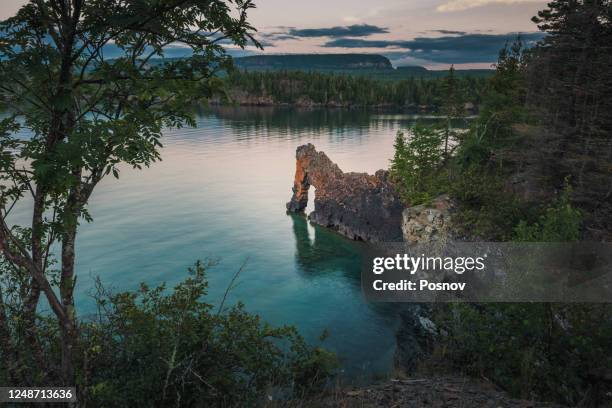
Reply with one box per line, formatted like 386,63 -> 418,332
256,24 -> 389,46
265,34 -> 298,41
436,0 -> 541,12
258,32 -> 298,42
323,32 -> 544,64
342,16 -> 361,23
251,29 -> 302,47
433,29 -> 467,35
287,24 -> 388,38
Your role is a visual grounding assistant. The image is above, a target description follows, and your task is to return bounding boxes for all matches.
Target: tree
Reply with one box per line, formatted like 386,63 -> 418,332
455,37 -> 530,170
390,125 -> 444,205
0,0 -> 259,386
530,0 -> 611,130
528,0 -> 611,236
441,65 -> 464,156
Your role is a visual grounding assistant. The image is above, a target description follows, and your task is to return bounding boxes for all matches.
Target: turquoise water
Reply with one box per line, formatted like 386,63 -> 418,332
11,107 -> 426,379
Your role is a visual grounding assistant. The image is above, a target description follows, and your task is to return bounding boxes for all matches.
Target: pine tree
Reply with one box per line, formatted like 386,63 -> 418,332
529,0 -> 612,235
391,131 -> 408,176
441,65 -> 464,156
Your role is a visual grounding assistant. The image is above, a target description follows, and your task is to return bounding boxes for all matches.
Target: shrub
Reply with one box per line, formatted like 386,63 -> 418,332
432,303 -> 612,405
1,262 -> 338,406
514,179 -> 581,242
444,164 -> 530,240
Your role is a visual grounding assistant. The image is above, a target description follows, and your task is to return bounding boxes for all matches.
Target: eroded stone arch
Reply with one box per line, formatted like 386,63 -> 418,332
286,143 -> 404,242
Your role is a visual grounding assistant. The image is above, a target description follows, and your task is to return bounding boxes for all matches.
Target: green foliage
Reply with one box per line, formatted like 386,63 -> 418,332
432,303 -> 612,405
0,0 -> 260,231
430,150 -> 587,406
528,1 -> 612,233
531,0 -> 611,136
1,262 -> 338,406
447,165 -> 527,240
405,6 -> 607,407
514,179 -> 582,242
390,124 -> 445,205
456,38 -> 530,169
432,39 -> 539,240
441,65 -> 464,119
440,65 -> 467,156
225,69 -> 487,108
0,0 -> 261,386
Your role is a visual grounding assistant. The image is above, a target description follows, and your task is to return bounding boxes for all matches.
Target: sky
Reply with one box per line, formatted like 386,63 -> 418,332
0,0 -> 549,69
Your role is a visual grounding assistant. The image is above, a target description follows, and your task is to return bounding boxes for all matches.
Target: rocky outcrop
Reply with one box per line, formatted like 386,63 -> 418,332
402,195 -> 454,244
395,307 -> 437,373
286,144 -> 404,242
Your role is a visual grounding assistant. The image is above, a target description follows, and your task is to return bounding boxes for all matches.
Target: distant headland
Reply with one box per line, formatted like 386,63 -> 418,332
233,53 -> 494,79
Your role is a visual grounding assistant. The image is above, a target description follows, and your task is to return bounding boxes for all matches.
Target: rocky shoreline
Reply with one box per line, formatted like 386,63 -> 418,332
286,144 -> 454,244
208,92 -> 479,114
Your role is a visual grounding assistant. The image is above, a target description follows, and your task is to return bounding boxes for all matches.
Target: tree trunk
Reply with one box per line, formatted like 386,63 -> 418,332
60,226 -> 78,385
0,285 -> 18,384
22,188 -> 47,378
444,119 -> 450,157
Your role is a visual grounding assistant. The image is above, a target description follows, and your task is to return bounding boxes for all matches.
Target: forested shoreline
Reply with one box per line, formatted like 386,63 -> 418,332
216,69 -> 487,112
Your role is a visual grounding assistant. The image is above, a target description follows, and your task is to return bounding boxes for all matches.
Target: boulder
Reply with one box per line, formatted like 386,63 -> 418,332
402,195 -> 454,244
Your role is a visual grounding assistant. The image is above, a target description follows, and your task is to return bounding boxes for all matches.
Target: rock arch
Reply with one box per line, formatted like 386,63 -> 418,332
286,144 -> 404,242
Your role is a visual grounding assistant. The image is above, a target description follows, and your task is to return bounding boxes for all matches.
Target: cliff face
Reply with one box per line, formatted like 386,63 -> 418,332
286,144 -> 404,242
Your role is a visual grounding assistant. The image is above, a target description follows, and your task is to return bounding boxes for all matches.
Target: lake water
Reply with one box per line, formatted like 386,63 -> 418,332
11,107 -> 430,380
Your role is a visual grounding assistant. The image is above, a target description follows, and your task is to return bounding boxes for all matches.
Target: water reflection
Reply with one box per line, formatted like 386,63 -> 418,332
201,106 -> 375,133
290,212 -> 402,327
202,106 -> 468,135
290,213 -> 363,282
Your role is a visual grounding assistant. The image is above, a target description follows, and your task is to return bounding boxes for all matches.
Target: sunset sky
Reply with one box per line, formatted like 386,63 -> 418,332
0,0 -> 549,69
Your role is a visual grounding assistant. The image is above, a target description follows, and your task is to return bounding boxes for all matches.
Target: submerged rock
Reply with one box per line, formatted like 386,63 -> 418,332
286,144 -> 404,242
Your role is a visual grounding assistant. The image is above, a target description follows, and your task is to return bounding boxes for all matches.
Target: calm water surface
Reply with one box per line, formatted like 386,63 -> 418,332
13,107 -> 430,380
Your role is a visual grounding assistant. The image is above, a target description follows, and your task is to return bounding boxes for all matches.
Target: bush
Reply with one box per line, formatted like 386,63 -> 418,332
432,303 -> 612,405
1,262 -> 338,406
447,165 -> 529,240
514,179 -> 581,242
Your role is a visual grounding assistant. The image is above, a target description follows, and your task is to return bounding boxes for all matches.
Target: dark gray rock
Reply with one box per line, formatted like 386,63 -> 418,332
395,307 -> 437,374
286,144 -> 404,242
